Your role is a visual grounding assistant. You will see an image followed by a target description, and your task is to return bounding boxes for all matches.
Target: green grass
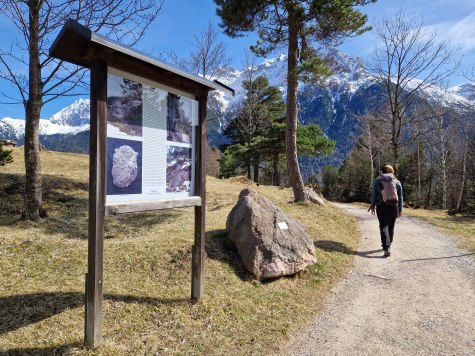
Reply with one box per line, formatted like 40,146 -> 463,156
1,148 -> 360,355
402,208 -> 475,254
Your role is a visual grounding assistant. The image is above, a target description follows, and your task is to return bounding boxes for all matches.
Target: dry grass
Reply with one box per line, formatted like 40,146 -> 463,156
1,147 -> 360,355
402,208 -> 475,254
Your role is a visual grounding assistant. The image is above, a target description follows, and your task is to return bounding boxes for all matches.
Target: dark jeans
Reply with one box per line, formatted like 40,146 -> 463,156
376,204 -> 398,251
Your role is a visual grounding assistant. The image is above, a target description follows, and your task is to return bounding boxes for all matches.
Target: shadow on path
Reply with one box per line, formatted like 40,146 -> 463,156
400,253 -> 475,262
315,240 -> 386,259
0,292 -> 189,335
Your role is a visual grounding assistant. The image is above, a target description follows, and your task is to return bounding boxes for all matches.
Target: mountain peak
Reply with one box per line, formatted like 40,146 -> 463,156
449,83 -> 475,101
48,98 -> 90,126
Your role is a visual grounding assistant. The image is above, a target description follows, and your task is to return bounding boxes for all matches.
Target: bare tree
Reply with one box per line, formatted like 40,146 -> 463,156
0,0 -> 163,220
427,103 -> 456,209
454,101 -> 475,211
353,113 -> 383,188
370,10 -> 460,168
165,21 -> 231,149
166,22 -> 231,81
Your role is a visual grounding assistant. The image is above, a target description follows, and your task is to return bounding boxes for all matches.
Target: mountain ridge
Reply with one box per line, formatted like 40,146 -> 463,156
1,48 -> 473,164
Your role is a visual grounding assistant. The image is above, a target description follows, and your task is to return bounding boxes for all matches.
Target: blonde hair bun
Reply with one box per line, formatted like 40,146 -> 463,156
381,164 -> 395,174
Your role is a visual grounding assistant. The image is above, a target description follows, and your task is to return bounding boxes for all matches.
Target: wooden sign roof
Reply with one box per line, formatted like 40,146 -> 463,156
50,19 -> 234,97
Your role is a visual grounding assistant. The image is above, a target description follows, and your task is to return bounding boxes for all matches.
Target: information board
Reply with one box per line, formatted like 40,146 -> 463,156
106,67 -> 198,205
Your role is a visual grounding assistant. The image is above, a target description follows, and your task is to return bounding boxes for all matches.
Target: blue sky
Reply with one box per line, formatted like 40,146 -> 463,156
0,0 -> 474,119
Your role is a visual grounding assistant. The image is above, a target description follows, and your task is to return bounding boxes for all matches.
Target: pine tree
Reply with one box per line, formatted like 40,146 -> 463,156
0,144 -> 13,166
215,0 -> 375,201
223,76 -> 284,182
297,124 -> 335,158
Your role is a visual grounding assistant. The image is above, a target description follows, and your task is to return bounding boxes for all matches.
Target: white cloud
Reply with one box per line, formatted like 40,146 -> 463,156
427,11 -> 475,52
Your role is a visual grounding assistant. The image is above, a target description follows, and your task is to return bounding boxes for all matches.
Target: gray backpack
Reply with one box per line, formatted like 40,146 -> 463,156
380,173 -> 398,205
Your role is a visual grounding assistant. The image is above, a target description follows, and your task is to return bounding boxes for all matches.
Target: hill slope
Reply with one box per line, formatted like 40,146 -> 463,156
0,148 -> 360,355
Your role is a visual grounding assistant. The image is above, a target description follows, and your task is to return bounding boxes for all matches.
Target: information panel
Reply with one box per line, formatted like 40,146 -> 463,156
106,67 -> 198,204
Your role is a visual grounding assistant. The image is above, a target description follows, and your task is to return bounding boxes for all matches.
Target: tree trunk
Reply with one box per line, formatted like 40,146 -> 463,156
253,162 -> 259,184
367,125 -> 374,191
391,123 -> 399,169
285,7 -> 306,202
441,155 -> 447,210
273,152 -> 280,186
424,168 -> 433,208
456,130 -> 469,211
23,0 -> 44,221
417,140 -> 421,205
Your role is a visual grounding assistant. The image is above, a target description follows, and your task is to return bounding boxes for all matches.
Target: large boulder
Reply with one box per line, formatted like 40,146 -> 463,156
226,188 -> 317,280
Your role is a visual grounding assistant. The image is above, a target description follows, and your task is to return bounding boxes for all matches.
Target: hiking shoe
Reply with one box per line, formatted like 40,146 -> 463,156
384,250 -> 391,257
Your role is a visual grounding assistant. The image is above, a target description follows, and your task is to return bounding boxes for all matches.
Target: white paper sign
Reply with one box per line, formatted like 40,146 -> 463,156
277,222 -> 288,230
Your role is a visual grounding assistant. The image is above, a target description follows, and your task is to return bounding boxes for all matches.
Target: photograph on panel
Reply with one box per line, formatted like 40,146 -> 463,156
166,145 -> 192,193
107,73 -> 143,137
167,93 -> 192,144
107,137 -> 143,195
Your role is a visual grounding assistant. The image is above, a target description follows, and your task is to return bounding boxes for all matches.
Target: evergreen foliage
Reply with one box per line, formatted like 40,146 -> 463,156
0,144 -> 13,166
220,75 -> 335,185
297,124 -> 335,157
221,76 -> 286,182
215,0 -> 376,201
322,124 -> 475,214
321,165 -> 342,201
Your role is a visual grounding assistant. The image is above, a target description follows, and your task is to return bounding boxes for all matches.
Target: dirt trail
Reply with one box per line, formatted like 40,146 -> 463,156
284,204 -> 475,356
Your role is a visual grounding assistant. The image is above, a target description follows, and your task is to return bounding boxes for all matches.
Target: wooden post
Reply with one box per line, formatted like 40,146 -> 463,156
85,58 -> 107,348
192,94 -> 208,300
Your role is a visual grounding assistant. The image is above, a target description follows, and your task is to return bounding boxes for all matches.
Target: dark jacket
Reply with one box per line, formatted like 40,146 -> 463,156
370,176 -> 403,213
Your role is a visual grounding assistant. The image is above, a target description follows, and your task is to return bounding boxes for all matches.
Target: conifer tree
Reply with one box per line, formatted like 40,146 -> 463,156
0,143 -> 13,166
223,76 -> 284,182
215,0 -> 375,201
222,76 -> 335,185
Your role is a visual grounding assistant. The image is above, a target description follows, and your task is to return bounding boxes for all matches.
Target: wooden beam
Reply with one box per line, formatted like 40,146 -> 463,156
85,57 -> 107,348
192,94 -> 208,301
105,197 -> 202,215
104,53 -> 209,96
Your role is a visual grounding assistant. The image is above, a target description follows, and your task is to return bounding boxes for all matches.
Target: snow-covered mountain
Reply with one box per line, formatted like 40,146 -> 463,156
212,47 -> 473,177
218,47 -> 471,113
449,83 -> 475,101
0,99 -> 90,152
1,48 -> 473,167
0,118 -> 25,139
48,98 -> 90,126
218,54 -> 289,108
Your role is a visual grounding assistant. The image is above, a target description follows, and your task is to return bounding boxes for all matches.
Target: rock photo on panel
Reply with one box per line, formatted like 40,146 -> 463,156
107,73 -> 143,137
166,93 -> 192,144
166,145 -> 192,193
107,137 -> 142,195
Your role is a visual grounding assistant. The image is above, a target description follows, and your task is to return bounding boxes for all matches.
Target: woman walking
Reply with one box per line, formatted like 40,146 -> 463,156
369,164 -> 403,257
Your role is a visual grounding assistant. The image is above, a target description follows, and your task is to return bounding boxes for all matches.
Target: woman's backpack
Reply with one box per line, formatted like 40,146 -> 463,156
380,173 -> 398,205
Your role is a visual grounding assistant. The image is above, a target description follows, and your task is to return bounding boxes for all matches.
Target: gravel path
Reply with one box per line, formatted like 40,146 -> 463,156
284,204 -> 475,356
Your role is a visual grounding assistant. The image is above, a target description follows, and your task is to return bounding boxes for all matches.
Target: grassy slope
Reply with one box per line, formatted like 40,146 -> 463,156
1,148 -> 360,355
